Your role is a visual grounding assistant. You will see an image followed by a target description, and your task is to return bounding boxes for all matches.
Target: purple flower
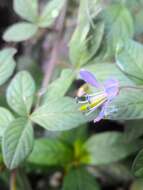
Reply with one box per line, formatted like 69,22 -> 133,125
77,69 -> 119,122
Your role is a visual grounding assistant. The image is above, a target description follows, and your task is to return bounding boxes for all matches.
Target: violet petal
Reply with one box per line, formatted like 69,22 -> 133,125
104,78 -> 119,99
80,70 -> 101,88
94,100 -> 110,122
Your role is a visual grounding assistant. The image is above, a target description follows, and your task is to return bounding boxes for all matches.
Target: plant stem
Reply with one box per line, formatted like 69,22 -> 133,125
10,170 -> 17,190
41,0 -> 68,90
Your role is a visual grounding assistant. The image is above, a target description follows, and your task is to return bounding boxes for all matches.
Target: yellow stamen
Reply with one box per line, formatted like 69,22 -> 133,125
80,96 -> 107,112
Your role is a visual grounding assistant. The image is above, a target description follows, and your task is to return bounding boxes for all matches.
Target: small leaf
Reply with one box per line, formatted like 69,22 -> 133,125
116,39 -> 143,84
3,22 -> 38,42
0,107 -> 14,137
28,138 -> 72,166
0,48 -> 16,85
14,0 -> 38,22
84,132 -> 139,165
132,149 -> 143,177
7,71 -> 36,116
42,69 -> 75,103
31,97 -> 86,131
2,118 -> 34,169
62,167 -> 100,190
38,0 -> 65,28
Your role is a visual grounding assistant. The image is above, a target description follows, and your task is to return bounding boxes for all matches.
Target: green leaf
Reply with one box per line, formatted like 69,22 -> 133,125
3,22 -> 38,42
0,48 -> 16,85
2,118 -> 34,169
14,0 -> 38,22
116,39 -> 143,84
69,22 -> 90,66
0,108 -> 14,137
84,132 -> 139,165
132,149 -> 143,177
102,3 -> 133,56
69,21 -> 104,66
106,88 -> 143,120
7,71 -> 36,116
42,69 -> 75,103
28,138 -> 72,166
62,167 -> 100,190
31,97 -> 86,131
38,0 -> 65,28
124,120 -> 143,142
84,63 -> 133,86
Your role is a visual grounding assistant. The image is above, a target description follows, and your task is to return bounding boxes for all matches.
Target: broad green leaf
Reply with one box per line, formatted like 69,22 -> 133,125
84,63 -> 133,85
7,71 -> 36,116
116,39 -> 143,84
84,132 -> 139,165
132,149 -> 143,177
124,120 -> 143,142
106,88 -> 143,120
31,97 -> 86,131
62,167 -> 100,190
14,0 -> 38,22
28,138 -> 72,166
2,118 -> 34,169
0,108 -> 14,137
42,69 -> 75,103
38,0 -> 65,28
0,48 -> 16,85
102,4 -> 133,56
3,22 -> 38,42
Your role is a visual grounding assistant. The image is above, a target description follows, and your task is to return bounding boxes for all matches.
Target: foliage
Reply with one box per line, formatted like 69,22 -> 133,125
1,0 -> 143,189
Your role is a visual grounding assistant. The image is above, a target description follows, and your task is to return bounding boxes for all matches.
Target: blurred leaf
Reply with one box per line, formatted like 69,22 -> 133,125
17,56 -> 43,89
102,3 -> 133,56
84,63 -> 133,86
28,138 -> 73,166
132,149 -> 143,177
69,22 -> 90,66
0,107 -> 14,137
62,167 -> 100,190
14,0 -> 38,22
7,71 -> 36,116
3,22 -> 38,42
42,69 -> 75,103
130,179 -> 143,190
59,125 -> 88,145
31,97 -> 86,131
116,39 -> 143,84
69,21 -> 104,67
0,48 -> 16,85
84,132 -> 139,165
106,88 -> 143,120
38,0 -> 65,28
16,169 -> 33,190
2,118 -> 34,169
124,120 -> 143,142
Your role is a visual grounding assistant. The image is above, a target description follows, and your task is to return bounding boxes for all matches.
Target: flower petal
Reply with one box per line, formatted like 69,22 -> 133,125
94,100 -> 110,122
104,78 -> 119,99
80,70 -> 101,88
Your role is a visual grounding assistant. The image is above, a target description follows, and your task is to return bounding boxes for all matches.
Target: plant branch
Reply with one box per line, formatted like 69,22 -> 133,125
41,1 -> 68,91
